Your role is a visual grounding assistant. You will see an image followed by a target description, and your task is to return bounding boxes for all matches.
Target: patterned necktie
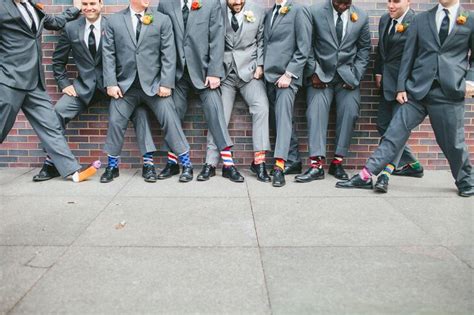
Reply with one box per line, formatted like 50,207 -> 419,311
88,24 -> 96,58
336,12 -> 343,43
439,8 -> 449,45
20,2 -> 37,33
272,5 -> 281,27
135,13 -> 142,41
231,12 -> 239,32
182,0 -> 189,29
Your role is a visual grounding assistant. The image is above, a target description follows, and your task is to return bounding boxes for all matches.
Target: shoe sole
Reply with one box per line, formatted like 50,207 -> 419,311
392,172 -> 424,178
222,174 -> 244,183
335,184 -> 374,189
100,174 -> 119,183
374,185 -> 388,193
295,175 -> 325,183
144,177 -> 157,183
32,175 -> 60,182
196,173 -> 215,181
157,172 -> 180,180
179,177 -> 193,183
272,182 -> 285,187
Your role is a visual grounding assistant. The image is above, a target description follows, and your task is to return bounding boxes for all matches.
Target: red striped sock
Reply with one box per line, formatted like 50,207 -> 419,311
254,151 -> 266,165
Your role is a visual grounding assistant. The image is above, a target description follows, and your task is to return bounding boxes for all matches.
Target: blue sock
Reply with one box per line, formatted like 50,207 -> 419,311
107,155 -> 119,169
178,152 -> 192,168
143,152 -> 154,165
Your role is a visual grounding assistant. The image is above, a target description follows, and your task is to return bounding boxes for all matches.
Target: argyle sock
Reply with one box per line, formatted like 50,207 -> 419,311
220,146 -> 234,167
331,155 -> 343,165
167,152 -> 178,165
382,163 -> 395,177
45,155 -> 54,166
178,151 -> 192,168
254,151 -> 266,165
107,155 -> 119,169
275,158 -> 285,171
310,156 -> 323,169
358,167 -> 372,182
143,152 -> 154,166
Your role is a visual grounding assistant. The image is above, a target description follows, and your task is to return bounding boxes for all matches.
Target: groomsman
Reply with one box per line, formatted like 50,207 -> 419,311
32,0 -> 158,183
158,0 -> 242,182
101,0 -> 192,183
0,0 -> 96,182
198,0 -> 271,182
372,0 -> 423,192
296,0 -> 370,183
337,0 -> 474,197
264,0 -> 311,187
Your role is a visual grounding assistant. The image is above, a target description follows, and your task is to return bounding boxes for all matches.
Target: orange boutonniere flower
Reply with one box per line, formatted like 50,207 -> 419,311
279,5 -> 291,15
396,22 -> 409,33
351,12 -> 358,22
456,12 -> 468,25
142,13 -> 153,25
35,2 -> 44,10
191,0 -> 202,11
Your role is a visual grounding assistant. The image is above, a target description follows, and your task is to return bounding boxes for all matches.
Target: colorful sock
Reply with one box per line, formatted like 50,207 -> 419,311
358,167 -> 372,181
167,152 -> 178,165
107,155 -> 119,169
382,163 -> 395,177
143,152 -> 154,166
178,151 -> 192,167
220,146 -> 234,167
409,161 -> 422,170
254,151 -> 266,165
275,158 -> 285,170
72,160 -> 101,183
45,155 -> 54,166
310,156 -> 323,169
331,155 -> 343,165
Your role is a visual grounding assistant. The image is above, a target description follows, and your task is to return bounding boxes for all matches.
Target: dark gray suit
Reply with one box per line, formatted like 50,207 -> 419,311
158,0 -> 232,151
52,16 -> 156,156
102,7 -> 189,157
366,5 -> 474,190
305,1 -> 371,158
263,1 -> 312,161
0,0 -> 81,177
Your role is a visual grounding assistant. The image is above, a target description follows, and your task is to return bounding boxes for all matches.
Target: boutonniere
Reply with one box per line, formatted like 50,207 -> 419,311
456,12 -> 469,25
34,2 -> 45,10
279,5 -> 291,15
350,12 -> 358,22
142,13 -> 153,25
191,0 -> 202,11
396,22 -> 409,33
243,10 -> 256,23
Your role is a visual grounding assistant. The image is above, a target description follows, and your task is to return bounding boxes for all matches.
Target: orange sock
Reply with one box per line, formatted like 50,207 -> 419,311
254,151 -> 266,164
275,158 -> 285,170
72,160 -> 101,183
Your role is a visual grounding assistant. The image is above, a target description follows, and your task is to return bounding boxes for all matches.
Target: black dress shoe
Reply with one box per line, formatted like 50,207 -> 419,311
222,165 -> 244,182
393,164 -> 424,178
179,166 -> 193,182
458,186 -> 474,197
335,174 -> 373,189
142,164 -> 157,183
158,162 -> 180,180
270,161 -> 302,175
100,166 -> 119,183
328,163 -> 349,180
197,163 -> 216,181
32,163 -> 60,182
295,167 -> 325,183
250,162 -> 271,182
374,174 -> 389,193
272,168 -> 286,187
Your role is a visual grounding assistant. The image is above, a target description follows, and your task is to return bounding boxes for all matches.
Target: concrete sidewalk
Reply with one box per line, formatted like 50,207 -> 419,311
0,167 -> 473,314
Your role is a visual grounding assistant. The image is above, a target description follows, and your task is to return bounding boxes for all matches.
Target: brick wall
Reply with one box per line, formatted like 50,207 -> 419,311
1,0 -> 473,169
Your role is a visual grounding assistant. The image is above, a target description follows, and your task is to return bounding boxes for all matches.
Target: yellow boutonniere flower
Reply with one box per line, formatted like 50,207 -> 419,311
351,12 -> 358,22
456,12 -> 468,25
279,5 -> 291,15
396,22 -> 409,33
244,10 -> 256,23
142,14 -> 153,25
191,0 -> 202,11
35,2 -> 44,10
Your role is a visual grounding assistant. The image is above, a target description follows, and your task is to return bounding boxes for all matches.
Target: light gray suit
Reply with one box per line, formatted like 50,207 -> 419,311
52,16 -> 156,156
0,0 -> 82,177
263,0 -> 312,161
304,1 -> 371,158
205,1 -> 270,165
102,7 -> 189,157
366,5 -> 474,190
158,0 -> 232,151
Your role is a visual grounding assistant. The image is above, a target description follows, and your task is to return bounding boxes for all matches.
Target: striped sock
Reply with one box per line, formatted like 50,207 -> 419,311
143,152 -> 154,166
409,161 -> 421,170
45,155 -> 54,166
107,155 -> 119,169
254,151 -> 266,165
220,146 -> 234,167
358,167 -> 372,181
331,155 -> 343,165
382,163 -> 395,177
275,158 -> 285,171
310,156 -> 323,169
178,151 -> 192,167
167,152 -> 178,165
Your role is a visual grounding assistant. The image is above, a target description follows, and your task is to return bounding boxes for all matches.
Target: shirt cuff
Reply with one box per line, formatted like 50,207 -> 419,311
285,71 -> 298,79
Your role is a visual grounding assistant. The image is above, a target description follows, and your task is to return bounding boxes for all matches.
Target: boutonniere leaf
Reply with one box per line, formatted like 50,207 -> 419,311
396,22 -> 409,33
350,12 -> 358,22
142,13 -> 153,25
279,5 -> 291,15
456,11 -> 468,25
191,0 -> 202,11
244,10 -> 256,23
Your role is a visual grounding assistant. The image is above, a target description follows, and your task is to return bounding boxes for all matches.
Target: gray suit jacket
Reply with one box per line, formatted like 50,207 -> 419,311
263,0 -> 312,88
0,0 -> 79,91
305,1 -> 371,88
220,0 -> 264,83
103,8 -> 176,97
53,16 -> 106,105
158,0 -> 225,89
374,9 -> 415,101
397,5 -> 474,101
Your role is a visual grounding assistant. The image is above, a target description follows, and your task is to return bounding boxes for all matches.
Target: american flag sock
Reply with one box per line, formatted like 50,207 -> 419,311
331,155 -> 343,165
220,147 -> 234,167
310,156 -> 323,169
167,152 -> 178,165
143,152 -> 154,166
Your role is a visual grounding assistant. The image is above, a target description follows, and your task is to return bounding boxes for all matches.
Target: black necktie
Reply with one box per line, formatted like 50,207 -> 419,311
231,12 -> 239,32
88,24 -> 96,58
439,8 -> 449,45
272,5 -> 281,27
336,12 -> 343,43
135,13 -> 142,41
182,0 -> 189,29
386,19 -> 397,49
20,2 -> 37,34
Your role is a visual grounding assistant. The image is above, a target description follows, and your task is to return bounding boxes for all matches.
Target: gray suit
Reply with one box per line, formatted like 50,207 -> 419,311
305,1 -> 371,158
102,7 -> 189,157
205,1 -> 270,165
52,16 -> 156,156
366,5 -> 474,190
158,0 -> 232,151
374,9 -> 417,168
0,0 -> 82,177
263,1 -> 312,161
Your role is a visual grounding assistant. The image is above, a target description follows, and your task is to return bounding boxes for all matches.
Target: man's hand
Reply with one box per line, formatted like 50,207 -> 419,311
396,91 -> 408,104
205,76 -> 221,89
276,73 -> 292,89
375,74 -> 382,89
311,73 -> 327,89
254,66 -> 263,80
73,0 -> 81,10
342,83 -> 354,90
107,86 -> 123,99
62,85 -> 78,97
158,86 -> 172,98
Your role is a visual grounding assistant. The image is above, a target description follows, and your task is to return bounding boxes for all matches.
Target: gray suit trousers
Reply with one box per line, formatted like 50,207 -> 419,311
55,93 -> 157,155
306,83 -> 360,157
377,97 -> 417,168
205,72 -> 270,165
104,86 -> 189,157
366,87 -> 473,189
0,83 -> 81,177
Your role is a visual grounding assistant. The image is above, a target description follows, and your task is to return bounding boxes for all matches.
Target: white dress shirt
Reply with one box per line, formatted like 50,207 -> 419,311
130,7 -> 145,34
85,17 -> 101,50
180,0 -> 191,11
15,0 -> 40,30
271,0 -> 287,25
228,7 -> 244,28
436,2 -> 460,34
333,8 -> 349,39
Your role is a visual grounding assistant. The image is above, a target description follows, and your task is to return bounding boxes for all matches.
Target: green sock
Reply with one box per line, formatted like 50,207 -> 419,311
409,161 -> 421,170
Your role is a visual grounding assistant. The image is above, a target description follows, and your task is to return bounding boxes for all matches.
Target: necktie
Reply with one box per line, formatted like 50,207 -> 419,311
182,0 -> 189,29
439,8 -> 449,45
336,12 -> 343,43
88,24 -> 96,58
20,2 -> 37,33
272,5 -> 281,27
135,13 -> 142,41
386,19 -> 397,49
231,12 -> 239,32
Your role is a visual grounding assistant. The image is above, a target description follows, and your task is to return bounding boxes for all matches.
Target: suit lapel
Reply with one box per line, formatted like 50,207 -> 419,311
5,0 -> 35,34
442,6 -> 462,47
172,0 -> 185,36
96,17 -> 105,64
341,7 -> 354,46
428,6 -> 441,46
325,4 -> 338,44
137,11 -> 150,47
379,15 -> 389,57
123,8 -> 137,46
265,7 -> 274,39
272,0 -> 293,31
